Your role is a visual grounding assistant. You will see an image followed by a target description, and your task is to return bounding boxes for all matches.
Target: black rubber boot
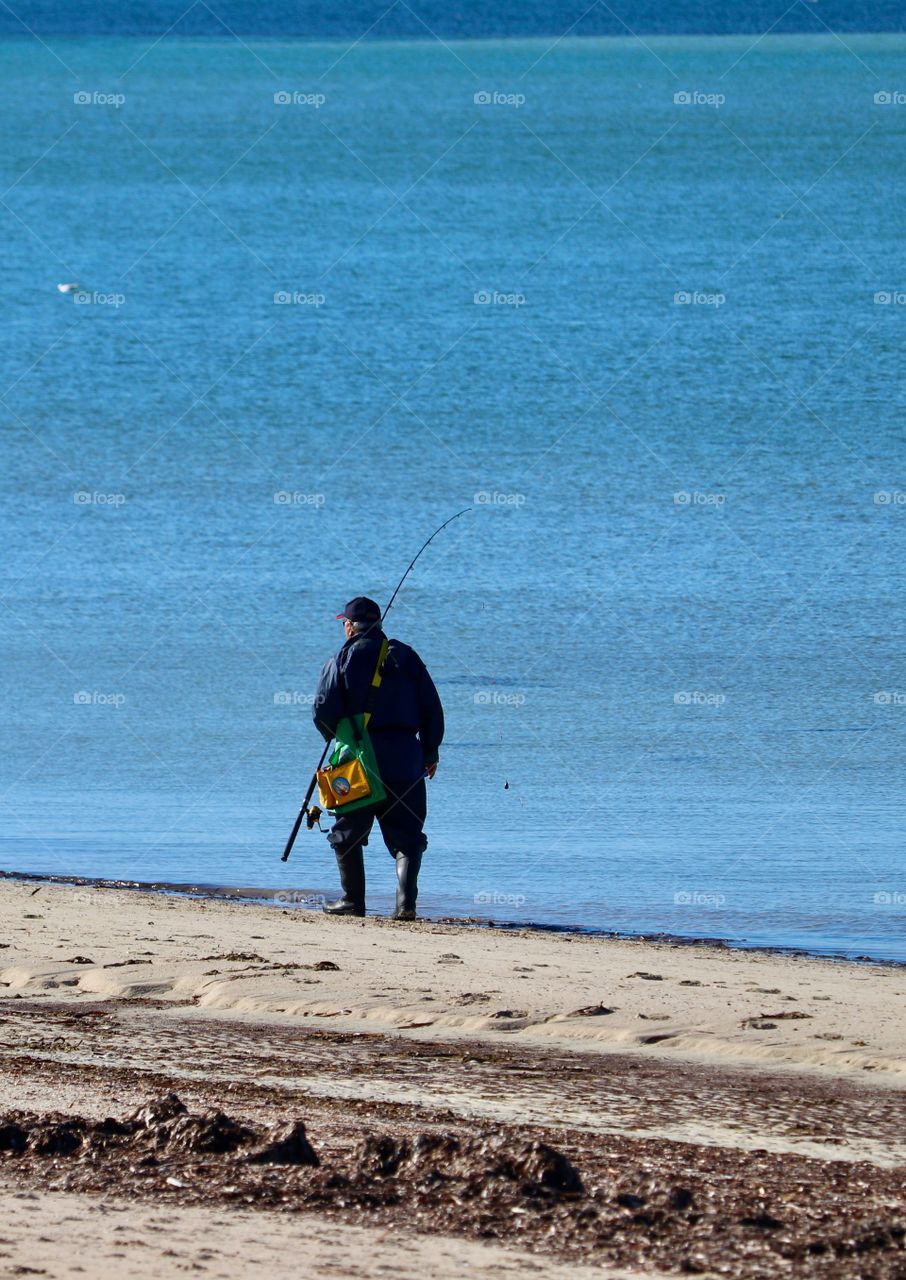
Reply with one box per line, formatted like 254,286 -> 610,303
324,845 -> 366,917
393,851 -> 422,921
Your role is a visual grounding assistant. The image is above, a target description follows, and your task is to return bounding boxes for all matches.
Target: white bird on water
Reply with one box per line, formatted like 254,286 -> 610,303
56,283 -> 80,293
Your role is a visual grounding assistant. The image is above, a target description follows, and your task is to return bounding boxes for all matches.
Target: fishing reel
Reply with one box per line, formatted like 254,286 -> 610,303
305,805 -> 325,832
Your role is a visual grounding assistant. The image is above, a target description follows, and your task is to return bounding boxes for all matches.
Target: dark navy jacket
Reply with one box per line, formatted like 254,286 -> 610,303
313,628 -> 444,782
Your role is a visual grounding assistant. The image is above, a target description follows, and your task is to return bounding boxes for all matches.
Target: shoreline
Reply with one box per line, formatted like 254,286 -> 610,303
3,875 -> 906,1083
2,866 -> 903,968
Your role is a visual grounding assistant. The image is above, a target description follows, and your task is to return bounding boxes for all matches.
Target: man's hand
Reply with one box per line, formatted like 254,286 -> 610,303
425,761 -> 438,780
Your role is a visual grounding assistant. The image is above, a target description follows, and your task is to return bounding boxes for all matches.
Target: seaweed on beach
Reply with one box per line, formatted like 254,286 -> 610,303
0,1093 -> 904,1278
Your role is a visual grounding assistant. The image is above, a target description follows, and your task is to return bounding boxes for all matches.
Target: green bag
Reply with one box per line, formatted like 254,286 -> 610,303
316,639 -> 389,815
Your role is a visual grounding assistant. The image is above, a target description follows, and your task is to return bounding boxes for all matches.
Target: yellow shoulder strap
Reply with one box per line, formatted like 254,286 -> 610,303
363,637 -> 389,729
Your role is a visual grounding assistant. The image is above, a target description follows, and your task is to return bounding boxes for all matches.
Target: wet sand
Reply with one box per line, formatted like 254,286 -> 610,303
1,878 -> 905,1277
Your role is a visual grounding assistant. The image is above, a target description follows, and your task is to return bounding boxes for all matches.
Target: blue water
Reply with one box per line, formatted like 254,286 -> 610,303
1,1 -> 905,36
2,27 -> 906,960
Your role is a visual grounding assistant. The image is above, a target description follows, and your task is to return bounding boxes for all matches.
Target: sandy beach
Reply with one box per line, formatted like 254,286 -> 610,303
1,877 -> 904,1278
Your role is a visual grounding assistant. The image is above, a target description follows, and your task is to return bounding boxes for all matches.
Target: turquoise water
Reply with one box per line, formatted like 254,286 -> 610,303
2,33 -> 906,959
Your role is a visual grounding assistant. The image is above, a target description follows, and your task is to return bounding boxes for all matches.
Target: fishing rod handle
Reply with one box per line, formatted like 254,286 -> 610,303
280,741 -> 332,862
281,805 -> 307,862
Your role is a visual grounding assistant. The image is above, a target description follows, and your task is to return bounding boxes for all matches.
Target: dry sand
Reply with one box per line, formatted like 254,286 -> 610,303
0,1184 -> 661,1280
1,877 -> 904,1278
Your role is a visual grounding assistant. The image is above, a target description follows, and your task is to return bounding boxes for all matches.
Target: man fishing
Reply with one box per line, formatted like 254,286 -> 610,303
312,596 -> 444,921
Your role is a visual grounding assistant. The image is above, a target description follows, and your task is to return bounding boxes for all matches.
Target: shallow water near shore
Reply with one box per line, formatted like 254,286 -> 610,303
3,32 -> 906,961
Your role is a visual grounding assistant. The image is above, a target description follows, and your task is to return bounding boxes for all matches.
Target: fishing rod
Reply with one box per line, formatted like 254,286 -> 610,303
281,507 -> 471,863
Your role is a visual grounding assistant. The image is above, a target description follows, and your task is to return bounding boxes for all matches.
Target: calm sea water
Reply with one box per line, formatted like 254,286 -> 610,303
1,1 -> 905,37
1,1 -> 906,36
2,29 -> 906,959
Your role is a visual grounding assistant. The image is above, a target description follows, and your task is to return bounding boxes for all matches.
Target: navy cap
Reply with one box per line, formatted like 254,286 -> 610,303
336,596 -> 382,623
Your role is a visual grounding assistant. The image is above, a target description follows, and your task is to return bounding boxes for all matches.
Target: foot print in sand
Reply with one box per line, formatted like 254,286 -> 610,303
565,1005 -> 616,1018
742,1011 -> 812,1027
